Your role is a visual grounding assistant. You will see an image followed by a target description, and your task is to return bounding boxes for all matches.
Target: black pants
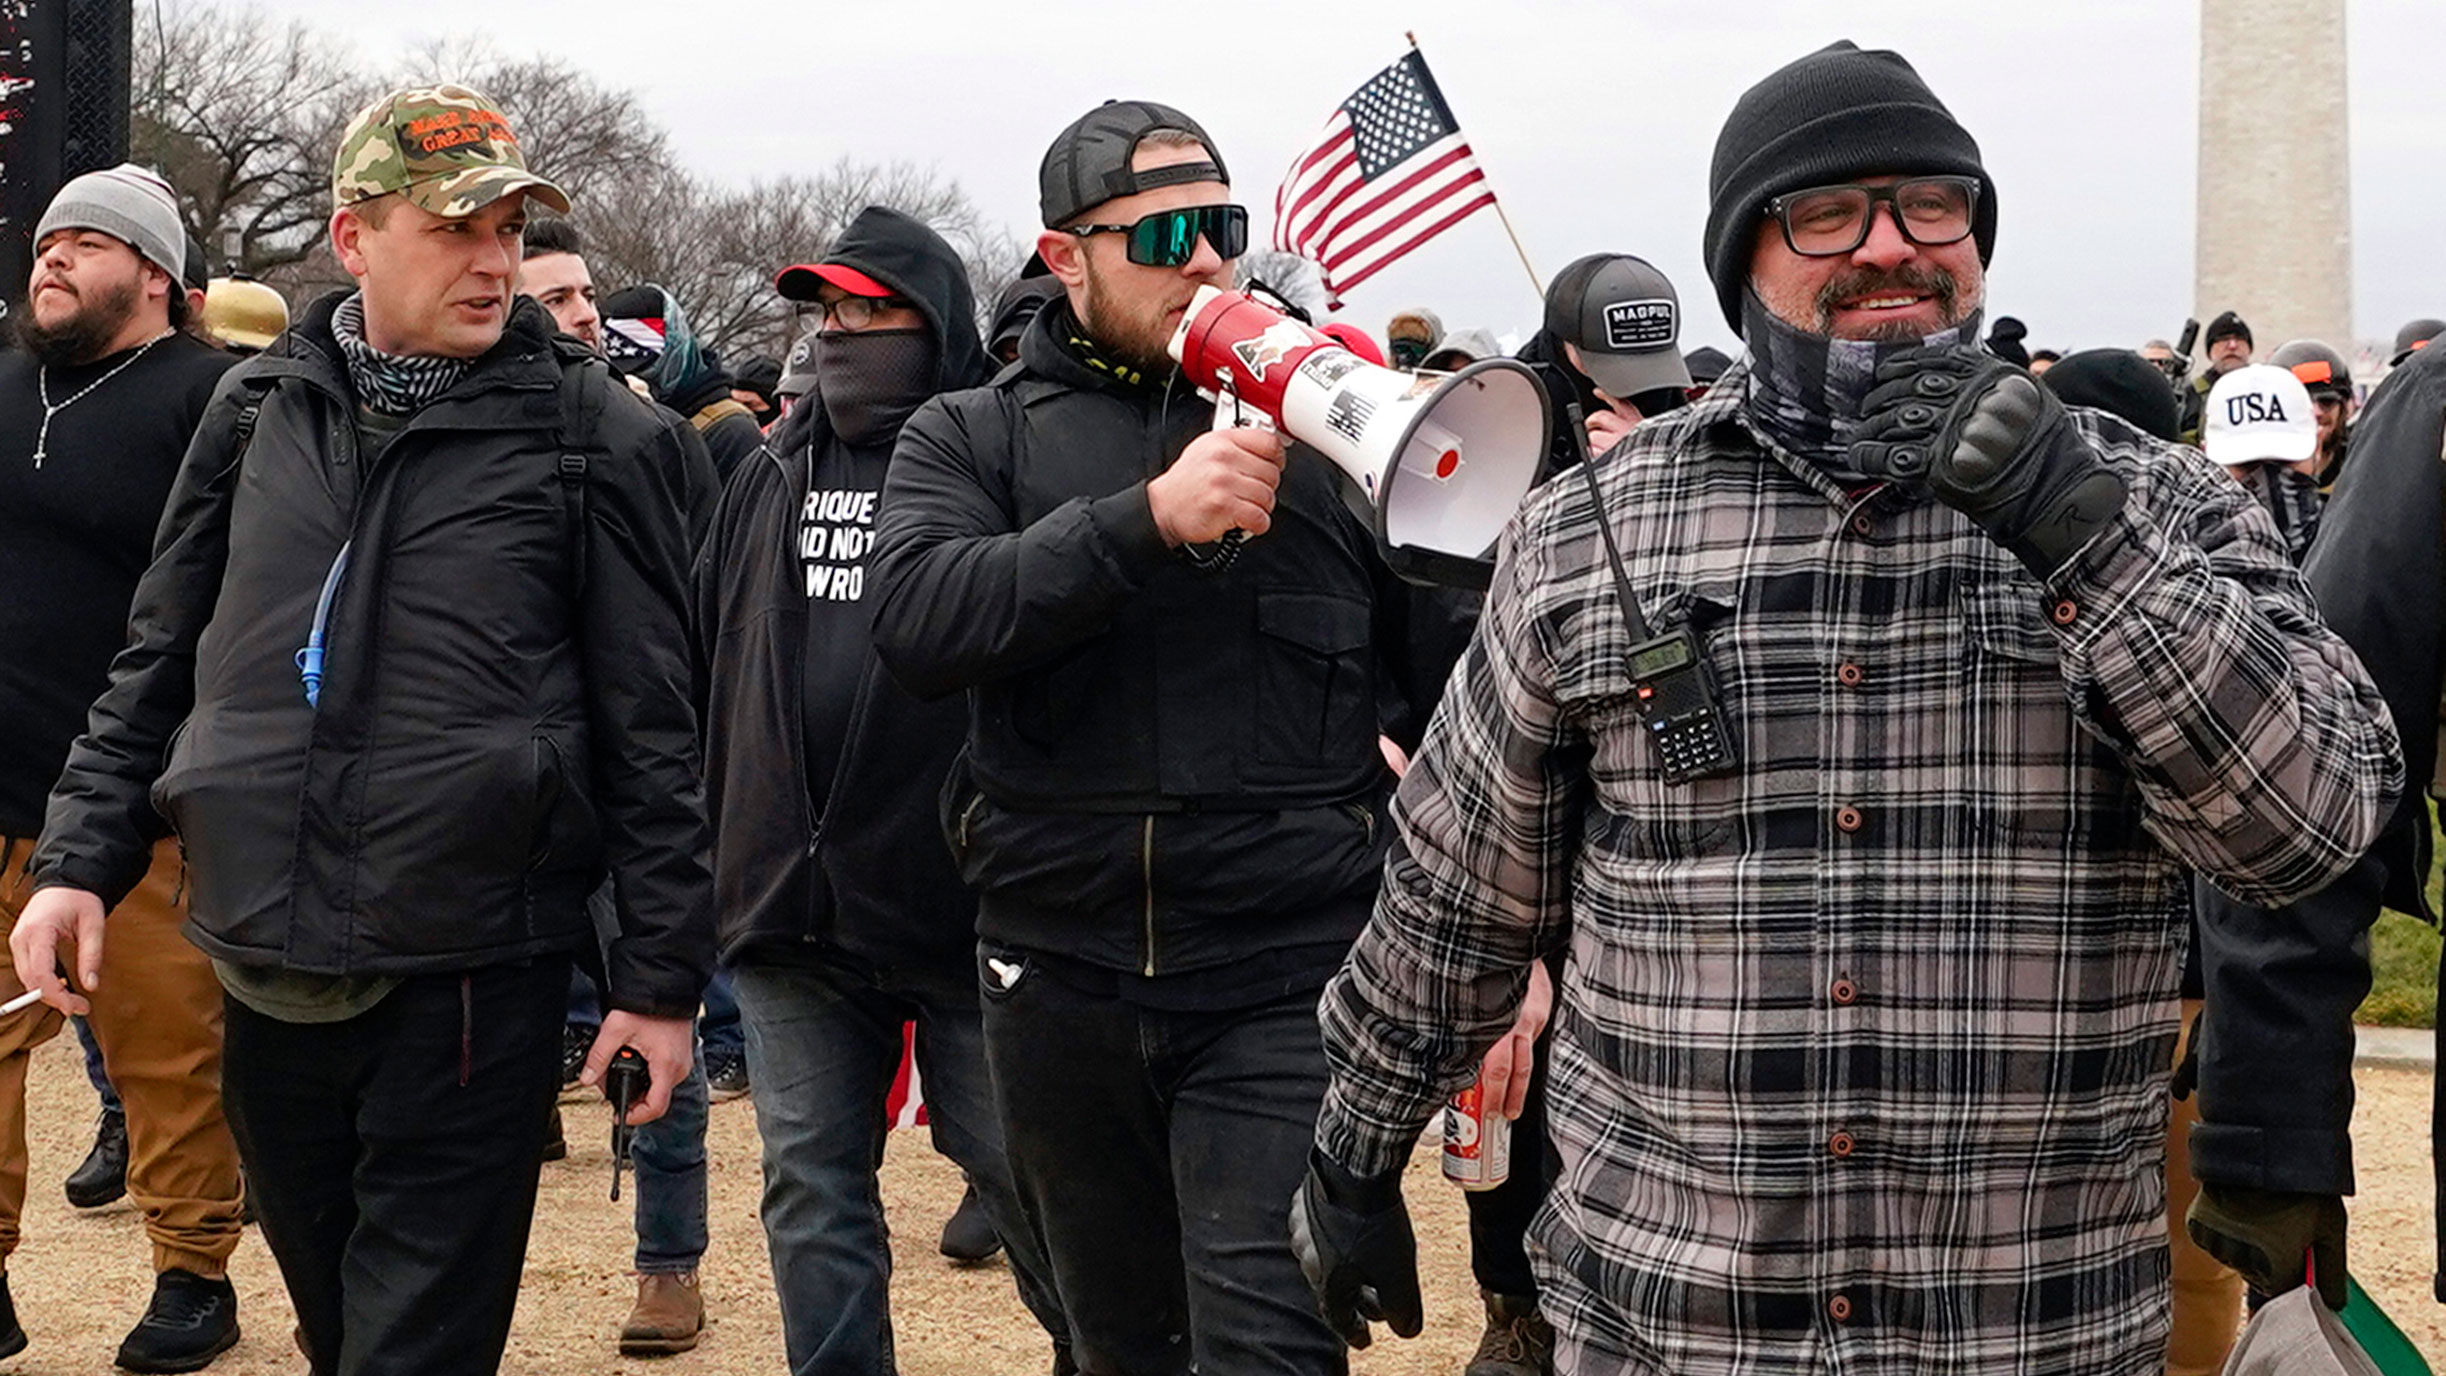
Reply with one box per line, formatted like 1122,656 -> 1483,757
221,958 -> 567,1376
978,942 -> 1345,1376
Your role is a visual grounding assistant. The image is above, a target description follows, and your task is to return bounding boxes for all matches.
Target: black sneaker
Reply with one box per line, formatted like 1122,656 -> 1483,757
66,1105 -> 129,1209
0,1271 -> 27,1360
560,1023 -> 594,1091
938,1182 -> 1003,1264
706,1049 -> 751,1103
541,1106 -> 568,1164
115,1269 -> 238,1374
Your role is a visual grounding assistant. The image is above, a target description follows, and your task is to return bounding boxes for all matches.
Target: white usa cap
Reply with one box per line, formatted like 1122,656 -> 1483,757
2204,364 -> 2317,466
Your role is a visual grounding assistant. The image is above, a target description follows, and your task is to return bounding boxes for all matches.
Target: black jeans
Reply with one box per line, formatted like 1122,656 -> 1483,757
221,957 -> 567,1376
979,941 -> 1346,1376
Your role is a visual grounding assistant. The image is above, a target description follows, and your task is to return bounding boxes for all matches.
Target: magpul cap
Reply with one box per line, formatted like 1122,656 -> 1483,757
1038,100 -> 1228,227
1543,253 -> 1692,398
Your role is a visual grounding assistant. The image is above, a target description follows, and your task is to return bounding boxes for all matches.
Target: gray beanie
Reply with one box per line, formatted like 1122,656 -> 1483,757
34,164 -> 187,284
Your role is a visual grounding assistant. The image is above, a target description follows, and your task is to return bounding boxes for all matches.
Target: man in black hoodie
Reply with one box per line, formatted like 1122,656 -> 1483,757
871,100 -> 1417,1376
696,205 -> 1067,1375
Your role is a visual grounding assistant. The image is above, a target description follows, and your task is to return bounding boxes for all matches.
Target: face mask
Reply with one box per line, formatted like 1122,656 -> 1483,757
1739,286 -> 1979,470
815,328 -> 934,445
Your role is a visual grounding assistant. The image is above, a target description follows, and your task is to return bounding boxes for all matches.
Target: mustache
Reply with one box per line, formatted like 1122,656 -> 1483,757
1814,263 -> 1958,321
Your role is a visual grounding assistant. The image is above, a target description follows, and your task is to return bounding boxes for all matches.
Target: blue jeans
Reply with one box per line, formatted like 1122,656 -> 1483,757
629,1038 -> 709,1274
734,955 -> 1065,1376
71,1014 -> 120,1112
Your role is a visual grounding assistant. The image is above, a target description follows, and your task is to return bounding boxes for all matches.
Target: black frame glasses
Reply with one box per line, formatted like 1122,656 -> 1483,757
798,294 -> 917,332
1062,204 -> 1249,268
1763,177 -> 1980,257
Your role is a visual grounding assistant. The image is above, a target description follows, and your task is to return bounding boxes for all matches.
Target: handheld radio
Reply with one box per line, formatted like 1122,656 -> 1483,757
1566,404 -> 1737,783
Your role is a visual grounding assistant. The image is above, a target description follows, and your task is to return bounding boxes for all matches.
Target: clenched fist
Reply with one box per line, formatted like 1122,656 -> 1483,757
1148,427 -> 1286,546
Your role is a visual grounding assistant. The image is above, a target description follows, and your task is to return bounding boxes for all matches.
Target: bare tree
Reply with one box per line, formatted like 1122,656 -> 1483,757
132,1 -> 377,277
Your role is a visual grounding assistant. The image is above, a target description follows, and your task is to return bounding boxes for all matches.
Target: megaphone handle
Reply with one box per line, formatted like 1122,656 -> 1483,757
1212,384 -> 1275,434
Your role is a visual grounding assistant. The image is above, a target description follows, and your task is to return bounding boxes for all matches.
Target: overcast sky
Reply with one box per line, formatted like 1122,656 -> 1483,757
239,0 -> 2443,355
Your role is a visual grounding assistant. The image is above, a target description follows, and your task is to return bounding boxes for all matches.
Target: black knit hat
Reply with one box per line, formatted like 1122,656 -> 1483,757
2041,349 -> 2180,443
1702,40 -> 1997,331
2205,310 -> 2253,349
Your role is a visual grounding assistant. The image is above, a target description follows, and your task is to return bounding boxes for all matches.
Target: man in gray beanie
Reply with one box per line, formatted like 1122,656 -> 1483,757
1296,38 -> 2398,1374
0,163 -> 246,1371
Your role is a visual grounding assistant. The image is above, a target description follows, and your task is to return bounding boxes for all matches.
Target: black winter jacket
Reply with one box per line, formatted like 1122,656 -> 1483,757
695,206 -> 989,971
870,302 -> 1416,978
2192,341 -> 2446,1214
33,293 -> 714,1017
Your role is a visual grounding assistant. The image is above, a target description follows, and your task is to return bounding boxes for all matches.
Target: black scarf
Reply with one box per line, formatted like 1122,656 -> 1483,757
1739,287 -> 1980,474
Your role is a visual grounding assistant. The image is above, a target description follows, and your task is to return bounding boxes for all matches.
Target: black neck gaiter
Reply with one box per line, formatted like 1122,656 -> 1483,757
1739,287 -> 1980,472
814,329 -> 935,446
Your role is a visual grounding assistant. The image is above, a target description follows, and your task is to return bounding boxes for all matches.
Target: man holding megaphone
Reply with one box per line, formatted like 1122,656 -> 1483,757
871,99 -> 1425,1376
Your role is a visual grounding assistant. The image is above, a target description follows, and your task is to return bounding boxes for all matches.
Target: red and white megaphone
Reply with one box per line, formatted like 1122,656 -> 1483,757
1166,285 -> 1550,580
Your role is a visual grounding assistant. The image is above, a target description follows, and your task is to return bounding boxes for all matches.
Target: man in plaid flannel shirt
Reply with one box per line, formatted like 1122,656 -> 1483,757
1290,41 -> 2403,1376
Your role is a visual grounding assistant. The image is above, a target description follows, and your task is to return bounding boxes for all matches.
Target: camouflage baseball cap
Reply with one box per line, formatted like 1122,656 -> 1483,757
332,84 -> 571,218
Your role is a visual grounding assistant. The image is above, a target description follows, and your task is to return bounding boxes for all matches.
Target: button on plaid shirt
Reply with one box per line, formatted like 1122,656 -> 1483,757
1316,362 -> 2400,1375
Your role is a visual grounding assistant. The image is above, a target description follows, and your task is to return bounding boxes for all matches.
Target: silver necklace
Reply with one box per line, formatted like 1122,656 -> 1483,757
33,332 -> 170,469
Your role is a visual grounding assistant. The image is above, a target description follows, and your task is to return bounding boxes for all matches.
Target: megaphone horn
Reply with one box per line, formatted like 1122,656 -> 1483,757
1167,286 -> 1550,577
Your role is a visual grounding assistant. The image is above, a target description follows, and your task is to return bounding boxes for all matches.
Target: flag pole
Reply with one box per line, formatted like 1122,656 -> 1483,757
1409,32 -> 1545,302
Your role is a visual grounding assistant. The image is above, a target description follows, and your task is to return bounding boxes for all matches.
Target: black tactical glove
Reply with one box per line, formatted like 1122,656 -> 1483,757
2186,1182 -> 2348,1309
1849,346 -> 2128,577
1288,1148 -> 1423,1349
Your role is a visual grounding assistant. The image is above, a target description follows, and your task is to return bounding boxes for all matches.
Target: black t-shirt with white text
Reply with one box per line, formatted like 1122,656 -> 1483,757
799,435 -> 892,821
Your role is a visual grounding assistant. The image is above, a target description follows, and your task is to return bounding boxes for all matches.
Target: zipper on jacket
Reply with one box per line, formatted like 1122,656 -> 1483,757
1140,814 -> 1158,977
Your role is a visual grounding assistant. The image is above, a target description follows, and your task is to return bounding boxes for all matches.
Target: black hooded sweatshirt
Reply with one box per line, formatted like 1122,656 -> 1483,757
693,207 -> 990,970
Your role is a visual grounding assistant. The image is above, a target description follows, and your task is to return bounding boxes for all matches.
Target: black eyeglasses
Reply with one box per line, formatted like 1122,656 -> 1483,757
1062,205 -> 1249,268
799,295 -> 916,332
1763,177 -> 1979,257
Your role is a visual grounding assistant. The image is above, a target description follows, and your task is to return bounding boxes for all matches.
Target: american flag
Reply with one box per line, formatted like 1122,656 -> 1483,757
1272,50 -> 1497,306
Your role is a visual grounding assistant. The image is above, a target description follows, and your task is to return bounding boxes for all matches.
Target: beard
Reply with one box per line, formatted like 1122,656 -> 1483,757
15,274 -> 142,368
1810,262 -> 1973,342
1075,256 -> 1204,380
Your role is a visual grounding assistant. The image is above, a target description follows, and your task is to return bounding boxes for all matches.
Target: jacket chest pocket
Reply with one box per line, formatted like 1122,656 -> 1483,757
1251,592 -> 1374,766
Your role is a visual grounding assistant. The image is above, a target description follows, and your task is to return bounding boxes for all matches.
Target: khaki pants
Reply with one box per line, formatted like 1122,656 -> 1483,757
2166,997 -> 2246,1375
0,837 -> 243,1276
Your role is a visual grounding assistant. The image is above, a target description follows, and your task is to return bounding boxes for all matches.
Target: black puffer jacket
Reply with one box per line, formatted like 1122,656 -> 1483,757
695,206 -> 989,970
33,293 -> 713,1017
870,301 -> 1417,978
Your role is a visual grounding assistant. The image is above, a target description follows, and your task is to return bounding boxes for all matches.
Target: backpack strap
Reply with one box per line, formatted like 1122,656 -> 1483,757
688,396 -> 754,434
556,356 -> 610,603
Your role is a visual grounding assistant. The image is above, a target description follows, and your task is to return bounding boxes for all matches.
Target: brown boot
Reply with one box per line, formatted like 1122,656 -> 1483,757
1464,1291 -> 1553,1376
618,1272 -> 703,1357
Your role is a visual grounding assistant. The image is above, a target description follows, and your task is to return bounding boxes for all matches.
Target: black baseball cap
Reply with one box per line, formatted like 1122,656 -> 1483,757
1038,100 -> 1229,228
1543,253 -> 1693,398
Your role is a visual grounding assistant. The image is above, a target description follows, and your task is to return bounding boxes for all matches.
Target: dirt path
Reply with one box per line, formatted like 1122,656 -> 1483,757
3,1045 -> 2437,1372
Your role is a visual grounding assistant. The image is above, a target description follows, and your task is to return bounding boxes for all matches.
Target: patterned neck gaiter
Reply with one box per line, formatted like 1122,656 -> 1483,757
1739,286 -> 1980,472
330,292 -> 475,417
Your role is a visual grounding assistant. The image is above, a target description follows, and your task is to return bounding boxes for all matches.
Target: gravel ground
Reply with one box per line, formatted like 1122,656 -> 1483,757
1,1043 -> 2436,1372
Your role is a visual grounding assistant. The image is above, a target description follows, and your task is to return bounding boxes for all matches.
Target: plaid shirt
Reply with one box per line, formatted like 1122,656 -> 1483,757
1315,361 -> 2401,1375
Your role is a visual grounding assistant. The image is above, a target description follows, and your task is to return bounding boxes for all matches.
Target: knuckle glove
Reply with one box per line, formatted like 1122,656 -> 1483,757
1289,1148 -> 1424,1349
1850,346 -> 2128,577
2185,1182 -> 2349,1309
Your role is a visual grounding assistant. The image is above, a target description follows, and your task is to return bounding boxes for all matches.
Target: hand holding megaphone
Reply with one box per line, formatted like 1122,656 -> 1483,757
1150,427 -> 1287,544
1165,285 -> 1550,586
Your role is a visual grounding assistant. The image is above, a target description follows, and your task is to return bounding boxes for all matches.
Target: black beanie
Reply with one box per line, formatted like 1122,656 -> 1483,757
2041,348 -> 2180,443
1702,40 -> 1997,331
1985,315 -> 2029,368
2206,310 -> 2252,349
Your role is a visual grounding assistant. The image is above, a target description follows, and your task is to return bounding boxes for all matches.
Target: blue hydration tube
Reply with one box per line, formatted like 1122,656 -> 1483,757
295,541 -> 351,709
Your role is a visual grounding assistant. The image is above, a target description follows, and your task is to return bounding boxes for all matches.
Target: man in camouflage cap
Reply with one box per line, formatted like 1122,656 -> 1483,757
15,82 -> 713,1375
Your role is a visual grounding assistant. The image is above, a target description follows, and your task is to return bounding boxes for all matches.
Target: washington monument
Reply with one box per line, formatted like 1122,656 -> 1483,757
2196,0 -> 2352,353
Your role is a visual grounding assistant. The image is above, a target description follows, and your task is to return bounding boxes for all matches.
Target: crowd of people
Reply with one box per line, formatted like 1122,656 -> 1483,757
0,33 -> 2435,1376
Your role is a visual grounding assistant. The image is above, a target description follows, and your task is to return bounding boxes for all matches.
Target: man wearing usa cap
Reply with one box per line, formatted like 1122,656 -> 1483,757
872,100 -> 1421,1375
1296,40 -> 2396,1373
14,84 -> 713,1375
